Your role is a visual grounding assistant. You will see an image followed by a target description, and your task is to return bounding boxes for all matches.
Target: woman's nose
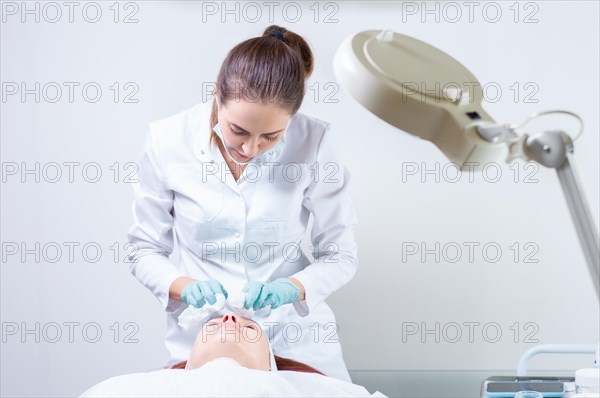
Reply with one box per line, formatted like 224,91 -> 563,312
242,138 -> 260,156
221,313 -> 237,324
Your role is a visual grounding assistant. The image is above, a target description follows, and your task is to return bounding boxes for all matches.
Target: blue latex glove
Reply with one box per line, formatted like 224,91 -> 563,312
181,280 -> 228,308
242,278 -> 301,311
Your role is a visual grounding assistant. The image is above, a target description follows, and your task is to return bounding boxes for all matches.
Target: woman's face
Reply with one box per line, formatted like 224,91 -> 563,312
187,312 -> 271,371
215,93 -> 291,162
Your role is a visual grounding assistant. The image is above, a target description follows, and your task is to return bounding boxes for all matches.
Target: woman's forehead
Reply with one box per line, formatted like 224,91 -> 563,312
221,100 -> 290,130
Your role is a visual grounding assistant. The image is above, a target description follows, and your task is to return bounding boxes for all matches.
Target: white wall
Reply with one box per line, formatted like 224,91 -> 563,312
1,1 -> 598,397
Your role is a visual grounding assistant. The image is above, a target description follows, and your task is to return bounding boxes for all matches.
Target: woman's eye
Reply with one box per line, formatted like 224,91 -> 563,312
245,324 -> 257,330
231,127 -> 278,142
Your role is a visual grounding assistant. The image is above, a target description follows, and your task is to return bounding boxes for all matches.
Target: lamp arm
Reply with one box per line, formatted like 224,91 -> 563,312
555,151 -> 600,299
476,124 -> 600,300
523,130 -> 599,300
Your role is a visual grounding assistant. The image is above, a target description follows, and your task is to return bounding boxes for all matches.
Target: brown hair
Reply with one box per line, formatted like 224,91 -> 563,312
208,25 -> 314,148
169,355 -> 325,376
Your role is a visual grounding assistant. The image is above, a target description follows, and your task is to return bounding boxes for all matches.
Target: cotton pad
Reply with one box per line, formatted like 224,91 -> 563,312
227,291 -> 273,318
226,291 -> 256,318
177,291 -> 272,331
177,294 -> 227,331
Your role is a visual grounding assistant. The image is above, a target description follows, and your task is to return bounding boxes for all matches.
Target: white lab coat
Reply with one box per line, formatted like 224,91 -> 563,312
126,101 -> 358,381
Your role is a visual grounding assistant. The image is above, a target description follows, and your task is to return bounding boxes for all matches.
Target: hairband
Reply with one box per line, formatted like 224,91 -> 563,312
268,30 -> 284,41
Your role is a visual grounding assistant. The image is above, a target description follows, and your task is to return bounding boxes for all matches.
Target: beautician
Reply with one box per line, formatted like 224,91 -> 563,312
127,25 -> 358,381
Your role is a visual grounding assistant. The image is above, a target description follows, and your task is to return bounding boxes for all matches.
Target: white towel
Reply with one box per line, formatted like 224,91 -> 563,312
79,357 -> 387,397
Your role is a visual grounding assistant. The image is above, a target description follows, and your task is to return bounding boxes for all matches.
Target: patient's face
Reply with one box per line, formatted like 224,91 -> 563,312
187,312 -> 271,371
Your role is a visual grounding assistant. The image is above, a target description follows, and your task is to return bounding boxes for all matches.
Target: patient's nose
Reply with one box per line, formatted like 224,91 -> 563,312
221,313 -> 237,324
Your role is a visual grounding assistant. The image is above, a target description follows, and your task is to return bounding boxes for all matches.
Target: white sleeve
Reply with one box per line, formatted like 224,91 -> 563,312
126,126 -> 187,313
290,125 -> 359,316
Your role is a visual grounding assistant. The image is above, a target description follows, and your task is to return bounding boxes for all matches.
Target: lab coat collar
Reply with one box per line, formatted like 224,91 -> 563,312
188,101 -> 215,164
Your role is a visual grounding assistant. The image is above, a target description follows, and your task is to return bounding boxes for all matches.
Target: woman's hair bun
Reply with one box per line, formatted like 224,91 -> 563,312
262,25 -> 314,80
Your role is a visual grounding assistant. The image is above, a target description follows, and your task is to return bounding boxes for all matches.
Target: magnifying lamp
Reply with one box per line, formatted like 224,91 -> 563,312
333,29 -> 599,300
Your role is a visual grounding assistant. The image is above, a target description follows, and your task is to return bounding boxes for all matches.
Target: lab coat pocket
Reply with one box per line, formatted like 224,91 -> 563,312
247,220 -> 286,245
174,214 -> 232,263
245,220 -> 287,270
166,163 -> 224,222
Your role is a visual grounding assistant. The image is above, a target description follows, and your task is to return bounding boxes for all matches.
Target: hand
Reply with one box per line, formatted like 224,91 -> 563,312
181,280 -> 228,308
242,278 -> 301,311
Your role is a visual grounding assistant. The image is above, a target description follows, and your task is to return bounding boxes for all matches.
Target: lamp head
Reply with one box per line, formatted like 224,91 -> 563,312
333,29 -> 507,169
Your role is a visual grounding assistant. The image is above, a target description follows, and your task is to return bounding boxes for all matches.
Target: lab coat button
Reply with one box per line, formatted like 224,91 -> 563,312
200,149 -> 205,155
234,232 -> 241,238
